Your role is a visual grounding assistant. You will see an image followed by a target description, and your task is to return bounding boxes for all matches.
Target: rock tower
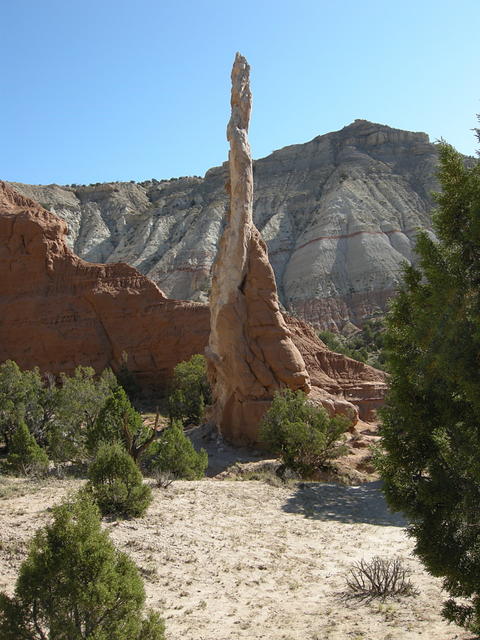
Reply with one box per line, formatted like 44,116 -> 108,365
206,53 -> 311,444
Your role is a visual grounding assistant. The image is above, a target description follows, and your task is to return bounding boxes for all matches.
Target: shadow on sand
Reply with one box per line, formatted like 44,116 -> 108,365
283,480 -> 406,527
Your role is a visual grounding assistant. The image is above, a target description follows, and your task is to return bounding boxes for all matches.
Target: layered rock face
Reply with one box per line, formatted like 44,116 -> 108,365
10,120 -> 441,330
206,54 -> 310,444
0,181 -> 208,390
0,180 -> 386,426
286,318 -> 387,422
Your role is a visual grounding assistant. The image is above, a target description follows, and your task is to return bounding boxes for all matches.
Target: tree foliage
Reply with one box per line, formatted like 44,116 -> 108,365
0,361 -> 116,462
48,367 -> 117,461
6,419 -> 49,476
87,442 -> 152,518
259,389 -> 349,478
318,317 -> 387,370
86,386 -> 155,462
0,361 -> 44,449
145,421 -> 208,480
0,492 -> 164,639
167,354 -> 211,426
377,141 -> 480,633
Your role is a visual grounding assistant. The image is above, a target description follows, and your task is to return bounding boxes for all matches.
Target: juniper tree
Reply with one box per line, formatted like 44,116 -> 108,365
0,492 -> 164,639
145,421 -> 208,480
87,442 -> 152,518
0,361 -> 117,462
260,389 -> 349,478
6,419 -> 49,476
377,139 -> 480,632
0,361 -> 43,450
87,387 -> 155,462
48,367 -> 117,462
167,354 -> 211,426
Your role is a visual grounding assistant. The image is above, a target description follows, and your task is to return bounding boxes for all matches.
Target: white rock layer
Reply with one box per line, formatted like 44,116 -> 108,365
11,119 -> 444,329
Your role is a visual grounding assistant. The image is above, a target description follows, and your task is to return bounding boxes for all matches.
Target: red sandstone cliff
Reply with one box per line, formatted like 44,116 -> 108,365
0,181 -> 208,391
285,317 -> 386,421
0,180 -> 386,423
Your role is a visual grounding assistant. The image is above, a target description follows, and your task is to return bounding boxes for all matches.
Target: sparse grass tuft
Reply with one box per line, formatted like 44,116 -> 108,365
235,470 -> 286,487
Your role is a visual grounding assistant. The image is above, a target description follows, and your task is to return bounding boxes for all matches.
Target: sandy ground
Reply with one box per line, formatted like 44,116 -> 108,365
0,474 -> 474,640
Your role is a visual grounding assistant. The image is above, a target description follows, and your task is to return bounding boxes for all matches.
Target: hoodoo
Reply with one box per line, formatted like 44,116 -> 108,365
206,54 -> 311,444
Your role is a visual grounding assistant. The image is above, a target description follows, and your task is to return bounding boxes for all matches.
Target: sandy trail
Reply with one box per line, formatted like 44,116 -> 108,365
0,477 -> 473,640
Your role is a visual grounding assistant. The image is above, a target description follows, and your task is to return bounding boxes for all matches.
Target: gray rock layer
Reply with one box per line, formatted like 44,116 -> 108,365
11,119 -> 441,329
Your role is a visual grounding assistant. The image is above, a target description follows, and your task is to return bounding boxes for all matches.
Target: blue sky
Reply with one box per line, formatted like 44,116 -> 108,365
2,0 -> 478,185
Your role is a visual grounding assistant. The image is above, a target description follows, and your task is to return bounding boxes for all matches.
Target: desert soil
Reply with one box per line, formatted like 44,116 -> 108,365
0,474 -> 474,640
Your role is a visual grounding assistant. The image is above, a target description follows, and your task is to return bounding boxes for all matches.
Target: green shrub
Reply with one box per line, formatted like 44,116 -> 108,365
87,387 -> 155,461
0,361 -> 117,462
87,442 -> 152,518
168,354 -> 211,426
259,389 -> 349,478
0,492 -> 164,639
0,361 -> 44,449
6,419 -> 49,476
47,367 -> 117,462
318,319 -> 387,370
145,422 -> 208,480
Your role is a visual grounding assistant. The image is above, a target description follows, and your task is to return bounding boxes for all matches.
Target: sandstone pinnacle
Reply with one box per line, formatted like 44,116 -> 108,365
206,54 -> 311,445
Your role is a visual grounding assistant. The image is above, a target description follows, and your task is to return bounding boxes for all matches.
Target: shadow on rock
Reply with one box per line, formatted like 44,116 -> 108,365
283,480 -> 406,527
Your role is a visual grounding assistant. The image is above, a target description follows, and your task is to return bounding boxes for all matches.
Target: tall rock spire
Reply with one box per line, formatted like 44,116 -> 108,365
206,53 -> 310,444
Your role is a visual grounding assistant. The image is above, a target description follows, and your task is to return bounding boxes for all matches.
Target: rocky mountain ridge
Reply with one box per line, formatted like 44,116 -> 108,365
10,120 -> 444,329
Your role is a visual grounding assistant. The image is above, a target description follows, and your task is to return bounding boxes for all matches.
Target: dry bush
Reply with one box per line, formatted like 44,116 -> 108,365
154,470 -> 176,489
345,556 -> 417,601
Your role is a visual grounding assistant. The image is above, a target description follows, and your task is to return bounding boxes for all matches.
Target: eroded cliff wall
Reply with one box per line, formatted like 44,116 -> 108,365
0,180 -> 386,421
0,181 -> 208,391
10,119 -> 441,330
